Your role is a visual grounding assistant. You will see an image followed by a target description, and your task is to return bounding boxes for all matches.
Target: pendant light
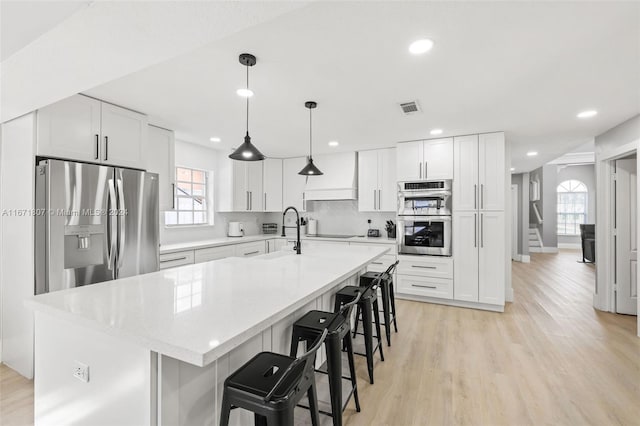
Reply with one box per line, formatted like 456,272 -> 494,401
229,53 -> 265,161
299,101 -> 323,175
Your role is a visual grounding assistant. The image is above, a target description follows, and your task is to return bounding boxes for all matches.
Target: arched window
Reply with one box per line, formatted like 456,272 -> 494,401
557,179 -> 588,235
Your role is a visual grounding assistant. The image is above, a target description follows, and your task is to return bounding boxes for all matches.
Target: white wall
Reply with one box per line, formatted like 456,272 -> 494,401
557,164 -> 596,246
593,114 -> 640,335
160,140 -> 271,246
511,173 -> 530,256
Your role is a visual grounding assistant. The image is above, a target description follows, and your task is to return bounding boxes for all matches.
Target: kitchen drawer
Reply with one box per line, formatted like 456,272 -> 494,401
159,250 -> 194,270
234,241 -> 266,257
397,274 -> 453,299
367,254 -> 398,273
397,255 -> 453,279
194,245 -> 235,263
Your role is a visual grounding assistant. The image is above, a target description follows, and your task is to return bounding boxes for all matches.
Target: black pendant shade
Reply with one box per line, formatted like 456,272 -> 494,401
229,53 -> 265,162
299,101 -> 323,176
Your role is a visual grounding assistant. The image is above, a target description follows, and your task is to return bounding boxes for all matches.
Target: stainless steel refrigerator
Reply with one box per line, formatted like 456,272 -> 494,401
35,159 -> 159,294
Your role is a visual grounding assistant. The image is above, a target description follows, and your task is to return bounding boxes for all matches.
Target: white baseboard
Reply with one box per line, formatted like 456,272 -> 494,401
512,254 -> 531,263
529,247 -> 559,254
558,243 -> 581,249
505,286 -> 514,302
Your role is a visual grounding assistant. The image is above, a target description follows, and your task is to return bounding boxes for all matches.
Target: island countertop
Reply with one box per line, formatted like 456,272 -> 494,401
26,245 -> 388,367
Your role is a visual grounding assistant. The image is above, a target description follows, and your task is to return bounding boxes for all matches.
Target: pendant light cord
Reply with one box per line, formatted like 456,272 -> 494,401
246,64 -> 249,134
309,107 -> 312,158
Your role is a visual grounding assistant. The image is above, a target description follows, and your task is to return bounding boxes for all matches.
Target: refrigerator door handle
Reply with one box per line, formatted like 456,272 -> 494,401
107,179 -> 118,272
116,178 -> 126,269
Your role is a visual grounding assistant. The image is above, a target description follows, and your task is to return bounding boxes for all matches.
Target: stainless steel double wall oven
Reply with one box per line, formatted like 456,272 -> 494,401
397,180 -> 452,256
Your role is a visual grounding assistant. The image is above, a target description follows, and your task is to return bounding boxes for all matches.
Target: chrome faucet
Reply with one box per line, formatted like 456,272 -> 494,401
281,206 -> 301,254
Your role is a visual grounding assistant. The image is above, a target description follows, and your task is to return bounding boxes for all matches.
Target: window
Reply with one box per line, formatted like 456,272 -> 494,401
557,179 -> 587,235
164,166 -> 211,226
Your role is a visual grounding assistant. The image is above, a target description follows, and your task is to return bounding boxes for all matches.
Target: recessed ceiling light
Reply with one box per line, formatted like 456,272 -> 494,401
409,39 -> 434,55
210,137 -> 221,143
236,88 -> 254,98
430,129 -> 443,135
527,151 -> 538,157
328,141 -> 339,147
577,110 -> 597,119
510,167 -> 515,172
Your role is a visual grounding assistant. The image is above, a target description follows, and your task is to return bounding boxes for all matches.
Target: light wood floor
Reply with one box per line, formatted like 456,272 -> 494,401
1,250 -> 638,426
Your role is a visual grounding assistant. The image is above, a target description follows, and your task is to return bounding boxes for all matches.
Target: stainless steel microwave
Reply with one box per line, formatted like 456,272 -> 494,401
397,180 -> 452,216
397,215 -> 452,256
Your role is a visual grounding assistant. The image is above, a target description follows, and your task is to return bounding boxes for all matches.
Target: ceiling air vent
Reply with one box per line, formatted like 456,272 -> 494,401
399,100 -> 421,115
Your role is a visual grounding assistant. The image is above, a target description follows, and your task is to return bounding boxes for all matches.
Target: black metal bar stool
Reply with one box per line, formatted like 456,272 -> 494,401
289,291 -> 362,426
219,329 -> 328,426
355,260 -> 400,346
333,274 -> 385,384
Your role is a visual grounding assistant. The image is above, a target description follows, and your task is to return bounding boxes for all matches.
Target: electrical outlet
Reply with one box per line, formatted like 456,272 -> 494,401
73,361 -> 89,383
367,219 -> 372,224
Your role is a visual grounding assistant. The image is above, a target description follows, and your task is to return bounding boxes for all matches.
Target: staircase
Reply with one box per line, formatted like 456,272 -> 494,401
529,226 -> 544,252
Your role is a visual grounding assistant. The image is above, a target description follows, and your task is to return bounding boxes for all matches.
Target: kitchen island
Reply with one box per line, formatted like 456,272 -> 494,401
26,244 -> 389,426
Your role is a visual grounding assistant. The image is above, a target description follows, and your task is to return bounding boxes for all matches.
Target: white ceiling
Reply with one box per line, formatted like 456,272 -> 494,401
0,1 -> 90,61
74,2 -> 640,172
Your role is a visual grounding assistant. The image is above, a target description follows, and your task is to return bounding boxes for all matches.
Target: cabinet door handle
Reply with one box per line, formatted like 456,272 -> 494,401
244,250 -> 259,256
378,190 -> 381,210
95,134 -> 99,160
481,184 -> 484,209
474,184 -> 477,209
474,213 -> 477,248
160,256 -> 187,263
246,191 -> 249,211
264,193 -> 267,210
371,261 -> 383,265
104,136 -> 109,161
249,191 -> 252,210
172,184 -> 176,209
411,265 -> 437,269
424,162 -> 428,179
302,193 -> 306,210
373,189 -> 377,210
412,284 -> 437,289
419,162 -> 422,179
481,213 -> 484,248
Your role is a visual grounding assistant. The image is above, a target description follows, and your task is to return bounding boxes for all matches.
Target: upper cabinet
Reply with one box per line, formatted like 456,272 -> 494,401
263,158 -> 283,212
396,138 -> 453,181
36,94 -> 148,169
146,126 -> 175,212
282,157 -> 307,212
453,132 -> 505,211
358,148 -> 396,211
217,157 -> 263,212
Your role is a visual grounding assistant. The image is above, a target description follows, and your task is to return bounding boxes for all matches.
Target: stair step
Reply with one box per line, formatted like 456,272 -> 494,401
529,241 -> 541,247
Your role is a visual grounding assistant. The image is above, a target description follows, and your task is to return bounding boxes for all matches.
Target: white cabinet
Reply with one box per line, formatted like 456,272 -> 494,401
159,250 -> 195,270
396,255 -> 453,300
263,159 -> 283,212
234,241 -> 266,257
194,245 -> 235,263
396,275 -> 453,299
396,138 -> 453,181
453,211 -> 505,306
100,102 -> 147,169
36,94 -> 148,169
358,148 -> 396,211
218,158 -> 263,212
37,95 -> 101,163
146,126 -> 175,212
453,132 -> 505,211
283,157 -> 307,211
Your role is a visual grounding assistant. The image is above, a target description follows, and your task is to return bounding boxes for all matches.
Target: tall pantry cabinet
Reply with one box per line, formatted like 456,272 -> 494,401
452,132 -> 506,307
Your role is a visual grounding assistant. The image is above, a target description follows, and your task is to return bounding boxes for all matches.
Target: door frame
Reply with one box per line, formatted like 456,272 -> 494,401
595,138 -> 639,331
511,184 -> 518,261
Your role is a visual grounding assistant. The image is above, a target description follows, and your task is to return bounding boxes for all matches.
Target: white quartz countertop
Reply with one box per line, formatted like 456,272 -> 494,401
160,234 -> 396,254
27,245 -> 389,367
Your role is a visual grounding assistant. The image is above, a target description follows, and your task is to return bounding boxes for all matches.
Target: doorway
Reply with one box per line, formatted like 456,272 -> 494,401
613,154 -> 638,315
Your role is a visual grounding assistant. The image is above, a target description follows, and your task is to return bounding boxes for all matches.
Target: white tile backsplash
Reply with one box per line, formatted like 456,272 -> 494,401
270,200 -> 395,236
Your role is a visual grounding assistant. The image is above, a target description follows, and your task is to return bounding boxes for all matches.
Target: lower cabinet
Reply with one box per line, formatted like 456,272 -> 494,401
233,241 -> 266,257
453,211 -> 505,306
396,274 -> 453,299
396,255 -> 453,300
194,245 -> 235,263
159,250 -> 195,270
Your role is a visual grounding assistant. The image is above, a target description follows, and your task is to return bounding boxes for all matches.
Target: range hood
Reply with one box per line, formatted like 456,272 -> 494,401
304,152 -> 357,200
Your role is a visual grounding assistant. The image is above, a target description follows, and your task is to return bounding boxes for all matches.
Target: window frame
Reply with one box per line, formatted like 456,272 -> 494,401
164,166 -> 214,227
556,179 -> 588,236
